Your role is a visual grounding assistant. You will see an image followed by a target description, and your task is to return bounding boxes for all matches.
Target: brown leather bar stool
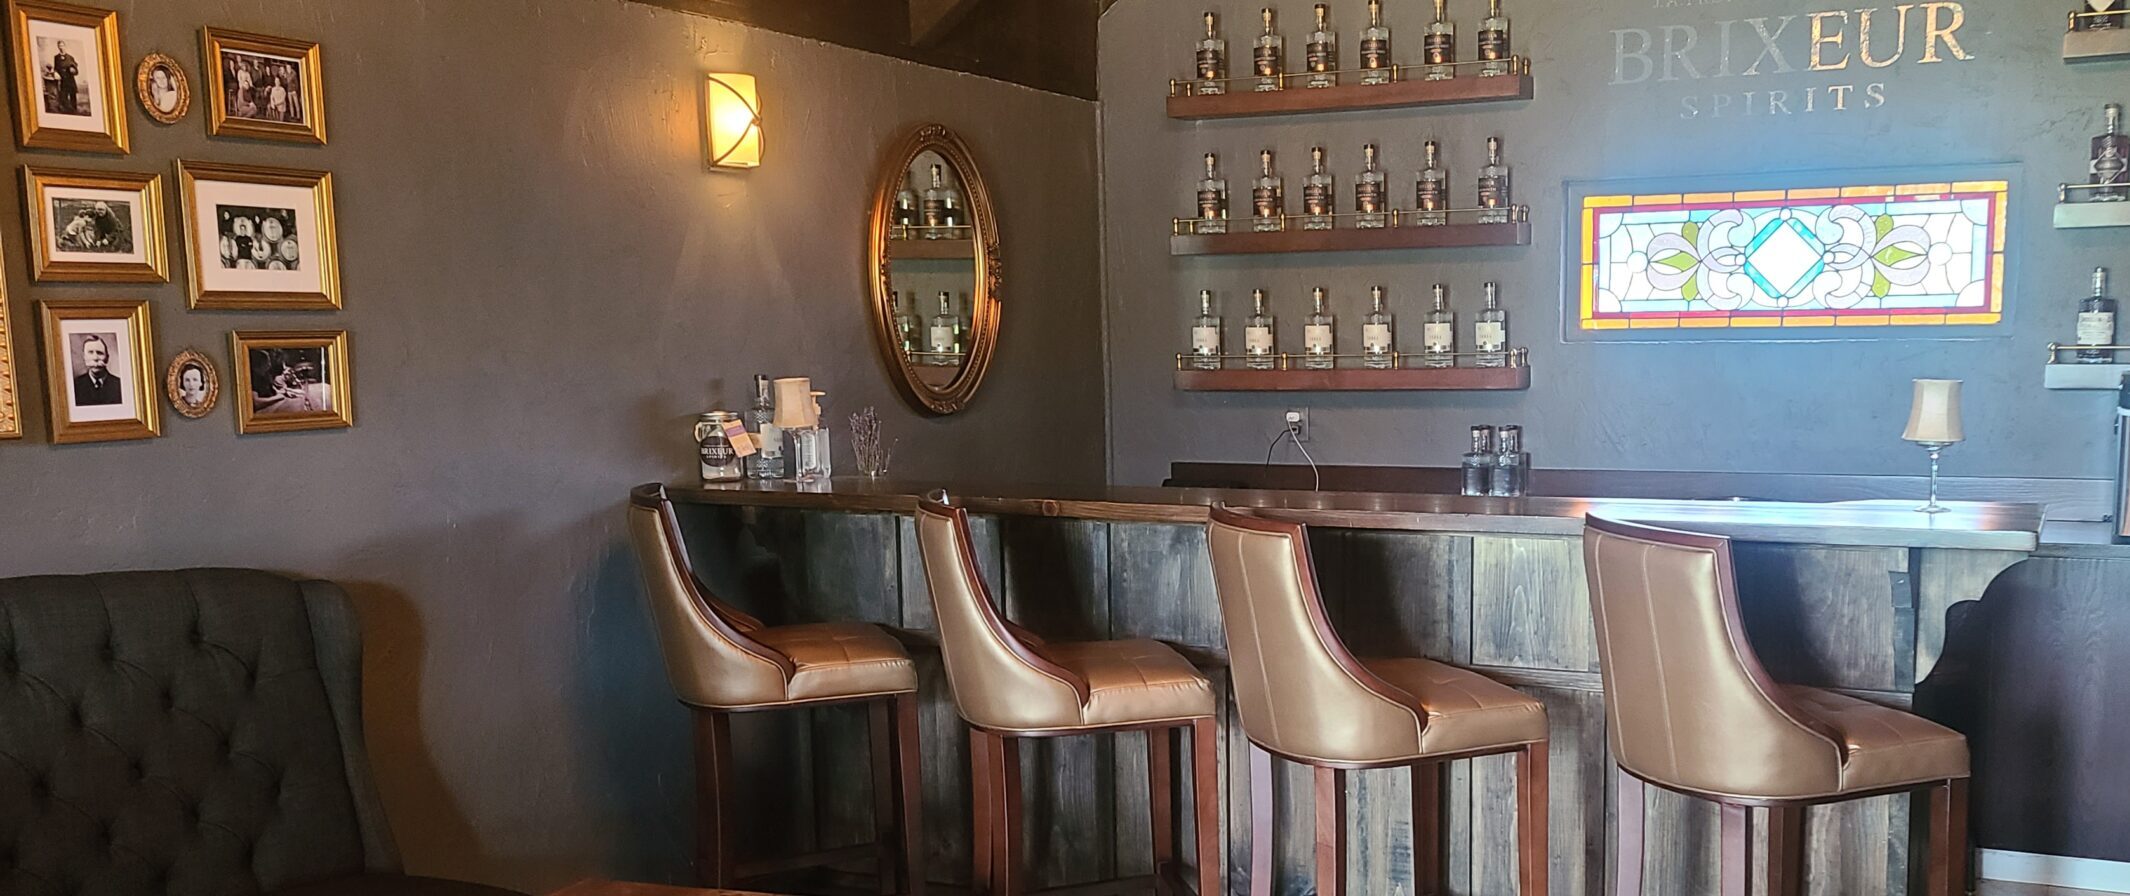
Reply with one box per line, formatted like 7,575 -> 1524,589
913,492 -> 1221,896
1582,515 -> 1969,896
628,483 -> 925,895
1205,505 -> 1551,896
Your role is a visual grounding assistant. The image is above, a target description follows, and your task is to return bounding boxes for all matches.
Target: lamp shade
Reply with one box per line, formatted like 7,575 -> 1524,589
773,377 -> 818,428
704,73 -> 761,169
1902,379 -> 1964,444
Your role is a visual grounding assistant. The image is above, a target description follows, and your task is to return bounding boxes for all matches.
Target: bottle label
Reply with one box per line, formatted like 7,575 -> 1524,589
1478,175 -> 1503,208
1305,324 -> 1333,352
1199,189 -> 1226,220
1424,33 -> 1454,65
1356,181 -> 1384,213
1254,186 -> 1280,218
922,199 -> 947,227
721,419 -> 759,458
1417,180 -> 1446,211
930,326 -> 956,353
1364,323 -> 1393,353
1247,327 -> 1274,353
1476,321 -> 1507,352
1193,327 -> 1221,353
2096,137 -> 2129,185
1479,28 -> 1508,61
1307,42 -> 1333,72
2079,312 -> 2117,345
759,423 -> 783,459
1423,322 -> 1453,353
1197,49 -> 1223,80
1361,38 -> 1390,69
1303,183 -> 1332,216
1255,46 -> 1281,77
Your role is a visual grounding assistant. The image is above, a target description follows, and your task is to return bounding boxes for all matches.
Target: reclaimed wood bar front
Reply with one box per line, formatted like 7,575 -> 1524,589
663,480 -> 2043,896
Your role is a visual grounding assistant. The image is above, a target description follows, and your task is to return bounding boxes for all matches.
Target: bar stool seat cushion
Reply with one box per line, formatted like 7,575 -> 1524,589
1359,657 -> 1549,759
750,622 -> 918,705
1780,685 -> 1969,795
1029,638 -> 1216,729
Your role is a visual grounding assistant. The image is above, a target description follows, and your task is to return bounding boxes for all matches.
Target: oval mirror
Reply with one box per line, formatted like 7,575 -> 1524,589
869,123 -> 1000,416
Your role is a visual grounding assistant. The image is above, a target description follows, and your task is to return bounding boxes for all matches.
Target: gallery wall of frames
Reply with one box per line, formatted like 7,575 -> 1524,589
0,0 -> 345,444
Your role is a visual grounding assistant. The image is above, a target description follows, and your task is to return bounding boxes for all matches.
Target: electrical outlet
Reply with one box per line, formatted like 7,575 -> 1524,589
1283,408 -> 1311,443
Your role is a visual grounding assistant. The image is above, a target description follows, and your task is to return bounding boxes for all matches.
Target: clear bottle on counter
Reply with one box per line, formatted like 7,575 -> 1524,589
1303,287 -> 1336,370
1191,289 -> 1224,370
745,375 -> 785,480
1490,425 -> 1529,497
1246,288 -> 1279,370
1462,426 -> 1497,497
696,411 -> 744,483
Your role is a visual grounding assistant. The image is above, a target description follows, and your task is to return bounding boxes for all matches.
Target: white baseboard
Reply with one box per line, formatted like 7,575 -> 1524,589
1981,850 -> 2130,893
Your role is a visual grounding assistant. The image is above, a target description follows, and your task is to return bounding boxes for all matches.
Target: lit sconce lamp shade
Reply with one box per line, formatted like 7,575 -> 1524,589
704,73 -> 762,170
1902,378 -> 1965,445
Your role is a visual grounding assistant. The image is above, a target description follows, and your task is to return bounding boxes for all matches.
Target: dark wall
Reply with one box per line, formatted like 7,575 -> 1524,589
0,0 -> 1103,888
1100,0 -> 2130,488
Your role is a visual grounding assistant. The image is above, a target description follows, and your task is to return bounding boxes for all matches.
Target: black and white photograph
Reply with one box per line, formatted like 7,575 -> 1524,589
180,161 -> 338,308
216,204 -> 300,271
37,299 -> 159,443
35,34 -> 91,118
67,331 -> 121,408
163,349 -> 218,419
8,2 -> 125,152
231,330 -> 351,433
246,345 -> 330,415
24,166 -> 168,282
53,197 -> 130,253
135,52 -> 189,124
202,29 -> 324,144
218,50 -> 303,124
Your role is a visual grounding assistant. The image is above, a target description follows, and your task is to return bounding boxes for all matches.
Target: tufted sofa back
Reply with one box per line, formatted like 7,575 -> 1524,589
0,569 -> 400,896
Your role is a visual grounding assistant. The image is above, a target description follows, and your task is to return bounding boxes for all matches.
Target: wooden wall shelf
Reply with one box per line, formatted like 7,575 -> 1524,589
2055,199 -> 2130,230
2065,20 -> 2130,61
1167,72 -> 1532,120
1174,365 -> 1530,392
1171,220 -> 1530,256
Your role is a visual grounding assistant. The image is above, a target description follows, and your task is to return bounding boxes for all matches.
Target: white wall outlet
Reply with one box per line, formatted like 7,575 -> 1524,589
1283,408 -> 1311,443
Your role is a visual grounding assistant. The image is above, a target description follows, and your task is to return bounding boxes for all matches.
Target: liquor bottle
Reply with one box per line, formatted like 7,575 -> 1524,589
1245,289 -> 1279,370
894,173 -> 920,233
1362,286 -> 1396,369
1477,136 -> 1513,224
1490,425 -> 1528,497
1302,146 -> 1336,231
1305,4 -> 1339,89
940,169 -> 965,232
896,291 -> 922,354
1424,0 -> 1457,81
745,375 -> 785,480
1253,149 -> 1286,232
2080,0 -> 2127,31
1461,426 -> 1497,497
1360,0 -> 1394,85
1422,283 -> 1456,368
1254,8 -> 1286,92
1356,143 -> 1389,229
1475,282 -> 1509,367
1197,153 -> 1230,234
1191,289 -> 1225,370
928,292 -> 960,365
2094,103 -> 2128,202
1196,11 -> 1228,95
922,164 -> 951,239
1303,287 -> 1336,370
1415,140 -> 1449,226
2081,267 -> 2118,364
1478,0 -> 1513,77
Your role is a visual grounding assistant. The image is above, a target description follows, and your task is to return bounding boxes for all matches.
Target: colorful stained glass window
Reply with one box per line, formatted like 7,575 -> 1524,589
1578,182 -> 2009,331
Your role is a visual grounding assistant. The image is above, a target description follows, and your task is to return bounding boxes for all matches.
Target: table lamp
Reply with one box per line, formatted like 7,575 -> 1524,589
1902,379 -> 1964,514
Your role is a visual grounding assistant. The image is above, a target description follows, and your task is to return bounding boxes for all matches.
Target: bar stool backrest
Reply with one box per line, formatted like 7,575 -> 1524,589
627,483 -> 796,708
1582,515 -> 1845,798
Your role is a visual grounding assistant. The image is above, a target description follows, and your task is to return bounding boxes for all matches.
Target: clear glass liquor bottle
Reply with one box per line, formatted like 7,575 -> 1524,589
894,173 -> 920,234
1302,146 -> 1336,231
1424,0 -> 1456,81
1245,289 -> 1279,370
2094,103 -> 2128,202
1461,426 -> 1497,496
1414,140 -> 1449,226
1422,283 -> 1457,368
1490,425 -> 1528,497
1360,0 -> 1394,85
1197,153 -> 1230,234
927,292 -> 960,365
1303,287 -> 1337,370
922,164 -> 951,239
1191,290 -> 1224,370
1362,286 -> 1396,369
896,291 -> 921,353
1254,8 -> 1286,92
1253,149 -> 1286,232
745,375 -> 786,480
1355,144 -> 1388,229
2080,267 -> 2118,364
1477,136 -> 1513,224
1475,282 -> 1509,367
1196,11 -> 1228,95
1478,0 -> 1512,76
1305,4 -> 1338,88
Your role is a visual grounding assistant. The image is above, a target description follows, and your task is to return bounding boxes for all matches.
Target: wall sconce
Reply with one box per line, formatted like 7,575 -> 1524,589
704,73 -> 762,170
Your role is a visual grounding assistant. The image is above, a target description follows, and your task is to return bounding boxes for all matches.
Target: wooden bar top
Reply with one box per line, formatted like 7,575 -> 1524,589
665,478 -> 2044,552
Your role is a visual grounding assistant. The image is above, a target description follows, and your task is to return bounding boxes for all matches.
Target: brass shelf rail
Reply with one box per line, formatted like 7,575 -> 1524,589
1172,349 -> 1531,392
1166,59 -> 1533,120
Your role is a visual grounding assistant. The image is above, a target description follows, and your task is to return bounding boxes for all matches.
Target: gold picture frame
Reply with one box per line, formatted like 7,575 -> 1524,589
201,27 -> 324,145
135,52 -> 189,124
230,329 -> 351,434
163,348 -> 217,419
178,160 -> 340,310
22,165 -> 168,282
7,0 -> 128,154
0,249 -> 18,440
37,298 -> 159,444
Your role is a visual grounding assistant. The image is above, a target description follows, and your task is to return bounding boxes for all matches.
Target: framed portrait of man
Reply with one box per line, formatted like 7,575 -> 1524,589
178,161 -> 340,310
22,165 -> 168,282
231,329 -> 351,434
200,27 -> 324,145
37,299 -> 159,443
6,0 -> 128,154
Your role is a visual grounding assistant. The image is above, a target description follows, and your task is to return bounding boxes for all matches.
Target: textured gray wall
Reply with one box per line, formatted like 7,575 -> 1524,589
1101,0 -> 2129,486
0,0 -> 1102,888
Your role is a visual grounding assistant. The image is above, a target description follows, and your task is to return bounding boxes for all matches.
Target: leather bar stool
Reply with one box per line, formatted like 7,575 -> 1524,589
1582,515 -> 1969,896
1205,505 -> 1551,896
914,492 -> 1221,896
628,484 -> 925,895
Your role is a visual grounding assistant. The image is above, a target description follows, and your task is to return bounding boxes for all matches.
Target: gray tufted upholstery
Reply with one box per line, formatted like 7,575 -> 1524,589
0,570 -> 519,896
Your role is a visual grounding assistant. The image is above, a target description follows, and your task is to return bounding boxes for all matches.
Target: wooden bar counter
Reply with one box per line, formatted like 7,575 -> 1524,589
662,479 -> 2048,896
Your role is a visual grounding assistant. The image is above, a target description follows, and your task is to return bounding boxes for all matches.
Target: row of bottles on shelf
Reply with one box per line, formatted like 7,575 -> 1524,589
1187,283 -> 1511,370
893,164 -> 966,239
893,291 -> 971,366
1190,139 -> 1515,233
1461,425 -> 1530,497
1187,0 -> 1516,94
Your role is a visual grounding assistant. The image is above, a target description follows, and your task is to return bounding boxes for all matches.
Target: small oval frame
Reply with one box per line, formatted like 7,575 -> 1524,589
163,348 -> 218,418
135,52 -> 190,125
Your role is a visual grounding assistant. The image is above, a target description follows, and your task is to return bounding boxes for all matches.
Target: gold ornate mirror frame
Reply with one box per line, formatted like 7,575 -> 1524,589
868,123 -> 1002,416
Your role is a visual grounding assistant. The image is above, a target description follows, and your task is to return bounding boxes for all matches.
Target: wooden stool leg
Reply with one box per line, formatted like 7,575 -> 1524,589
1315,766 -> 1347,896
1412,761 -> 1445,896
694,710 -> 737,888
1148,727 -> 1177,894
871,701 -> 898,895
1928,779 -> 1970,896
994,734 -> 1026,896
890,694 -> 926,896
1766,805 -> 1805,896
1516,742 -> 1550,896
970,729 -> 994,896
1719,803 -> 1752,896
1614,768 -> 1645,896
1191,717 -> 1222,896
1250,747 -> 1275,896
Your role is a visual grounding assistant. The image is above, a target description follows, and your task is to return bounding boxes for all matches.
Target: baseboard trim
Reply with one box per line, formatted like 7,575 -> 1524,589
1982,850 -> 2130,893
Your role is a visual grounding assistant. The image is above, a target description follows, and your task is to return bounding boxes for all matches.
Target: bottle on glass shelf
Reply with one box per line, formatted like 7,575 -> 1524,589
1461,426 -> 1497,497
894,173 -> 920,233
1253,149 -> 1286,232
1246,289 -> 1279,369
1490,425 -> 1528,497
1254,8 -> 1286,92
1191,290 -> 1224,370
1415,140 -> 1449,226
1197,153 -> 1230,234
1475,282 -> 1509,368
1196,11 -> 1228,95
1424,0 -> 1457,81
1360,0 -> 1394,85
746,375 -> 785,480
1303,287 -> 1337,370
1422,284 -> 1457,368
1302,146 -> 1336,231
1305,4 -> 1339,88
922,164 -> 952,239
2080,267 -> 2118,364
928,292 -> 961,365
2093,103 -> 2128,202
895,292 -> 921,354
1362,286 -> 1396,369
1478,0 -> 1513,76
1477,136 -> 1514,224
1356,144 -> 1389,229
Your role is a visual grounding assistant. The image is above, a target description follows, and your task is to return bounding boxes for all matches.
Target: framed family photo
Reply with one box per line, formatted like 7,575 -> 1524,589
231,330 -> 350,434
178,161 -> 340,309
22,166 -> 167,282
7,0 -> 127,154
135,52 -> 189,125
163,348 -> 217,419
37,299 -> 158,444
201,27 -> 323,145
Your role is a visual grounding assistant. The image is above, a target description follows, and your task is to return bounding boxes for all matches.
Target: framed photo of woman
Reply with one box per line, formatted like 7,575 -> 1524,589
37,299 -> 159,444
231,329 -> 351,434
7,0 -> 128,153
178,161 -> 340,309
22,165 -> 168,282
201,27 -> 323,145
